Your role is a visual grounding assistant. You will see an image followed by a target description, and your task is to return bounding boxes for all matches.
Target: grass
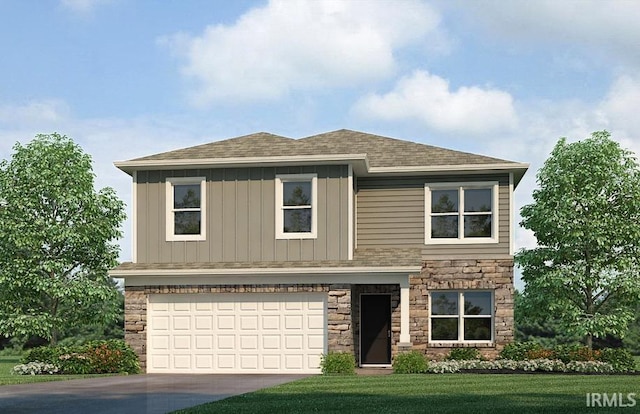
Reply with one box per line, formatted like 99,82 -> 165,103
635,356 -> 640,370
0,356 -> 118,385
174,374 -> 640,414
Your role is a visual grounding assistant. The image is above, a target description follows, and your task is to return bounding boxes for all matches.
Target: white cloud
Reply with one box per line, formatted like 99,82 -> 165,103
458,0 -> 640,68
353,70 -> 518,135
60,0 -> 113,15
161,0 -> 446,105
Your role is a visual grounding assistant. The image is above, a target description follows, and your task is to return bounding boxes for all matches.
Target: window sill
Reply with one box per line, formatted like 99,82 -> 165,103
276,232 -> 317,240
166,235 -> 207,242
425,237 -> 499,245
428,342 -> 495,348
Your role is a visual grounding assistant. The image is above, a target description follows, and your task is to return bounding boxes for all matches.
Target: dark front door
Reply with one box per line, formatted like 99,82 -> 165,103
360,294 -> 391,365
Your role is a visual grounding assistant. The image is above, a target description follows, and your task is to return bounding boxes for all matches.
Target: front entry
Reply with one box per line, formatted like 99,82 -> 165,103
360,294 -> 391,365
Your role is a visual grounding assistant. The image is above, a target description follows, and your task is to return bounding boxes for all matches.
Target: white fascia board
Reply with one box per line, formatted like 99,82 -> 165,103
114,154 -> 370,175
369,163 -> 529,185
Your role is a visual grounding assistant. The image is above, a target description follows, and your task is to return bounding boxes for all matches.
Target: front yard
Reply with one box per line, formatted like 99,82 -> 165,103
0,356 -> 117,385
174,374 -> 640,414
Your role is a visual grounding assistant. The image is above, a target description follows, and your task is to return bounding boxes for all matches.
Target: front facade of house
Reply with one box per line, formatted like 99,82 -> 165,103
110,129 -> 528,373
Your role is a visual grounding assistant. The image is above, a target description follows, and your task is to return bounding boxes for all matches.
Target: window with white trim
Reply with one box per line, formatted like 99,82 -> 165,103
425,182 -> 498,243
275,174 -> 317,239
429,291 -> 493,342
166,177 -> 206,241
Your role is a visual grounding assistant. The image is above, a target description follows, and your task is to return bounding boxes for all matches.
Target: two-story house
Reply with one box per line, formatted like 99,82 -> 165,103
110,129 -> 528,374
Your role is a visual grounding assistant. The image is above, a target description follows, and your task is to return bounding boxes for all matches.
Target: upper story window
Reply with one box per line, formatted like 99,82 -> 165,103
166,177 -> 206,241
275,174 -> 317,239
425,182 -> 498,244
429,291 -> 493,343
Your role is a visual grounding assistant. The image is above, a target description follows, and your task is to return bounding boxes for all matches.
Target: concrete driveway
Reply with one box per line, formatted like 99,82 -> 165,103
0,374 -> 309,414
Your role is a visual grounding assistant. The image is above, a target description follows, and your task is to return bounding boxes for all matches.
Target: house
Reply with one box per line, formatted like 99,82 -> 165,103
110,129 -> 528,374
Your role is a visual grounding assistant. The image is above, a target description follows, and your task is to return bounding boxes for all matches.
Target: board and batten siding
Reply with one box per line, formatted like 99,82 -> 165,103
356,174 -> 512,258
135,165 -> 350,263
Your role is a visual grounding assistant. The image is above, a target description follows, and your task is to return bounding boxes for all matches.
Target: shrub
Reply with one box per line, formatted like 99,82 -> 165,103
20,340 -> 140,375
320,351 -> 356,375
445,348 -> 484,361
393,351 -> 428,374
498,342 -> 542,361
598,348 -> 636,372
22,346 -> 60,364
553,344 -> 598,363
84,340 -> 140,374
12,361 -> 60,375
526,348 -> 555,360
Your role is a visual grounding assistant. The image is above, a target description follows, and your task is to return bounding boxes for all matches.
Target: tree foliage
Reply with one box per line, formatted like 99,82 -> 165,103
517,131 -> 640,348
0,133 -> 126,345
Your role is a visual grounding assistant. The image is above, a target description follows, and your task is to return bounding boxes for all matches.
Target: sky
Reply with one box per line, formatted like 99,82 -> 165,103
2,0 -> 640,289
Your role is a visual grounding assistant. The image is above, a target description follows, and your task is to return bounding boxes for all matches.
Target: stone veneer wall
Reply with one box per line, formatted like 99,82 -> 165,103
409,259 -> 514,360
351,284 -> 400,365
125,283 -> 353,372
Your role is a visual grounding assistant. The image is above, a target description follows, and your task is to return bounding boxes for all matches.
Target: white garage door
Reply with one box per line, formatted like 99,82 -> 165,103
147,293 -> 327,373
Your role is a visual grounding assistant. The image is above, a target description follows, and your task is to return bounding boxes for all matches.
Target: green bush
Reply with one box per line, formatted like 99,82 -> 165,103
498,342 -> 543,361
393,351 -> 428,373
553,344 -> 597,363
445,348 -> 484,361
23,346 -> 60,364
320,351 -> 356,375
21,340 -> 140,374
598,348 -> 636,372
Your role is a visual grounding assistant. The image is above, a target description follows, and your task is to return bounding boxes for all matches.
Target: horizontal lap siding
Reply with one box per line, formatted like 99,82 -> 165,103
356,174 -> 511,258
136,166 -> 349,263
357,188 -> 424,246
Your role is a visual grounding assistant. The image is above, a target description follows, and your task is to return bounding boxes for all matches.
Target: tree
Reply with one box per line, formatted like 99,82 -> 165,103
0,133 -> 126,345
517,131 -> 640,349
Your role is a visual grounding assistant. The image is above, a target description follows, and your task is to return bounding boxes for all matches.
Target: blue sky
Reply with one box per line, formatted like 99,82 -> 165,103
2,0 -> 640,288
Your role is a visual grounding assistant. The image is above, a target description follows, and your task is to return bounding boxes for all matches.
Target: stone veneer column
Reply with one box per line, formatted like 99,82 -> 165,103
409,259 -> 514,360
124,287 -> 147,371
327,284 -> 353,353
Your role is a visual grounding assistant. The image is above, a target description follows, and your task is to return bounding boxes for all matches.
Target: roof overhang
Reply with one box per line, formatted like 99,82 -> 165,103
115,156 -> 528,187
109,266 -> 422,287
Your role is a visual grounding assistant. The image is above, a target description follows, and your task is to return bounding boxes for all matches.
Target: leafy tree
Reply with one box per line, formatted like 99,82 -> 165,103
0,133 -> 126,345
517,131 -> 640,349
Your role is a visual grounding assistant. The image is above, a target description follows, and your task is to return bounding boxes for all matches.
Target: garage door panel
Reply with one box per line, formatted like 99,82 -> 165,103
217,335 -> 235,349
195,354 -> 213,369
217,315 -> 235,329
147,293 -> 327,373
172,316 -> 190,330
262,315 -> 280,329
262,335 -> 280,349
173,335 -> 191,349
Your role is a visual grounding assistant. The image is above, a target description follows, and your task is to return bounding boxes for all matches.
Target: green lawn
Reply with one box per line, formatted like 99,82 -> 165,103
0,356 -> 118,385
174,374 -> 640,414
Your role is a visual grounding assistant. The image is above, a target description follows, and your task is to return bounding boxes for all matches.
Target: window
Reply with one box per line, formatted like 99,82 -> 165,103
425,182 -> 498,243
166,177 -> 206,241
429,291 -> 493,342
275,174 -> 317,239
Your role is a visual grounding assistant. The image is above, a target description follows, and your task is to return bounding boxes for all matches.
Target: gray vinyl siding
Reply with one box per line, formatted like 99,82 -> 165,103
135,165 -> 350,263
356,174 -> 511,257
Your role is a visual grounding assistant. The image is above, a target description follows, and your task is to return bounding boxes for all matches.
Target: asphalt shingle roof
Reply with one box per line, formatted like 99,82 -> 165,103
112,248 -> 423,272
131,129 -> 518,168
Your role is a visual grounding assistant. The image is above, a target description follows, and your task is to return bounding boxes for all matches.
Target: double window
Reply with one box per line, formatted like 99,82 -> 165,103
166,177 -> 206,241
425,182 -> 498,243
430,291 -> 493,343
275,174 -> 317,239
